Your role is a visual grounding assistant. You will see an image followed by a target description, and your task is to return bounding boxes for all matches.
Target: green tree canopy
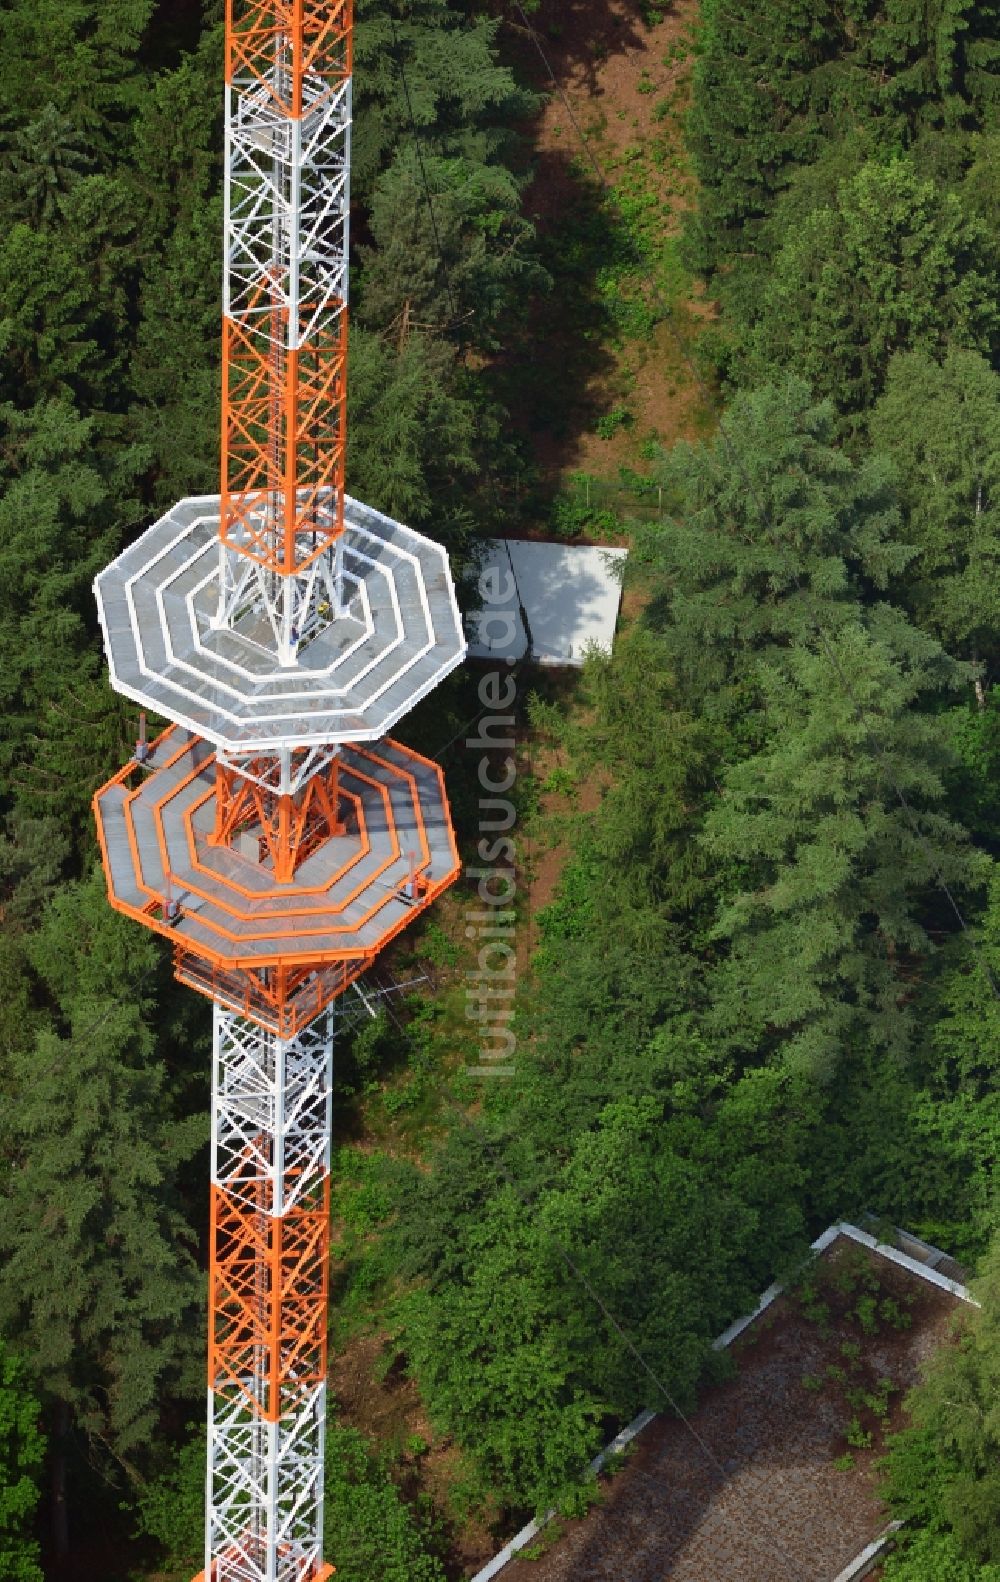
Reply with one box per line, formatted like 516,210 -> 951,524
132,1419 -> 447,1582
347,326 -> 478,549
353,0 -> 530,198
0,1 -> 155,146
0,1342 -> 44,1582
0,871 -> 203,1466
746,160 -> 1000,420
357,146 -> 543,352
882,1235 -> 1000,1568
0,400 -> 130,831
641,378 -> 910,709
397,1061 -> 809,1512
126,25 -> 223,504
702,614 -> 984,1077
0,104 -> 94,228
686,0 -> 1000,283
684,0 -> 841,274
870,349 -> 1000,677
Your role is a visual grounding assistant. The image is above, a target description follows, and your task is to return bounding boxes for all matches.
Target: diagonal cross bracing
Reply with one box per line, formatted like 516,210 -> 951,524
221,0 -> 354,661
206,1005 -> 332,1579
212,1009 -> 333,1217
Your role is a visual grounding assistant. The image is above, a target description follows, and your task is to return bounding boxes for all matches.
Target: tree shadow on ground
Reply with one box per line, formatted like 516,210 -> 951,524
508,0 -> 679,98
44,1431 -> 154,1582
487,0 -> 685,524
490,152 -> 630,515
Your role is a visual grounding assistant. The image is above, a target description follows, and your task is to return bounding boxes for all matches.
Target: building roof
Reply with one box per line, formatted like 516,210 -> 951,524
492,1229 -> 969,1582
465,539 -> 627,667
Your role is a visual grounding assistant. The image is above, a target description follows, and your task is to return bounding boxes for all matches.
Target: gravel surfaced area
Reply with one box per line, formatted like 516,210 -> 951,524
500,1237 -> 963,1582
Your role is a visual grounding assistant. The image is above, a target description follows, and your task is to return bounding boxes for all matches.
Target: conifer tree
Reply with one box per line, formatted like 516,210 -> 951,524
0,873 -> 203,1555
863,0 -> 1000,130
0,105 -> 94,228
747,160 -> 999,420
642,377 -> 910,709
702,613 -> 985,1078
0,1 -> 154,146
687,0 -> 1000,285
353,0 -> 529,198
357,146 -> 541,352
347,326 -> 478,549
870,348 -> 1000,681
0,400 -> 130,831
684,0 -> 840,274
127,25 -> 223,504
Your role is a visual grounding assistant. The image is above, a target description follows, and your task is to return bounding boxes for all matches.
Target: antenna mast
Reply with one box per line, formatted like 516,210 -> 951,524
92,4 -> 467,1576
218,0 -> 353,665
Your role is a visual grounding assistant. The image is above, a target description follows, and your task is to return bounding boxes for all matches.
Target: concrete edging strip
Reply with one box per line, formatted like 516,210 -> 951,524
831,1223 -> 975,1306
468,1410 -> 659,1582
831,1521 -> 903,1582
468,1224 -> 974,1581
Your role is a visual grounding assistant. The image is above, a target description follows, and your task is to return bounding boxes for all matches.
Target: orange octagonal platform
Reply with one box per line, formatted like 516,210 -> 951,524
94,725 -> 460,1035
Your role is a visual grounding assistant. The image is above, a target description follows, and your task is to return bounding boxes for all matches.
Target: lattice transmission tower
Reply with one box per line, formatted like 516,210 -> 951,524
92,5 -> 467,1577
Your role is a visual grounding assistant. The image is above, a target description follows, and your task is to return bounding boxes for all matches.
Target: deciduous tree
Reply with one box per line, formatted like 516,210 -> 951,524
883,1235 -> 1000,1568
0,1343 -> 44,1582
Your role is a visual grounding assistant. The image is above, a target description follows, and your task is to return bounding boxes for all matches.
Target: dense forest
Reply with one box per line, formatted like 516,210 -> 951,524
4,1 -> 1000,1579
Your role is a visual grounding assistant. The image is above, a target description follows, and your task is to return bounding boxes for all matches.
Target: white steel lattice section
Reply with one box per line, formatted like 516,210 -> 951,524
220,3 -> 354,660
206,1384 -> 327,1582
212,1006 -> 333,1219
215,520 -> 349,664
90,9 -> 462,1582
216,743 -> 341,799
225,73 -> 350,341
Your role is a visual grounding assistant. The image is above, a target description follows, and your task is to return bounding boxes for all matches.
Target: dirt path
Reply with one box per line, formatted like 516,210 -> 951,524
322,11 -> 713,1574
506,0 -> 710,483
327,1329 -> 499,1577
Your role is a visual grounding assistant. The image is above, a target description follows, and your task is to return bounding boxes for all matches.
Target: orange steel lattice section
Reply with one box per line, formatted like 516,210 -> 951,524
211,757 -> 346,883
221,0 -> 354,578
92,725 -> 462,1037
209,1177 -> 330,1422
221,307 -> 349,577
173,950 -> 367,1040
226,1 -> 352,112
90,2 -> 466,1578
194,1557 -> 333,1581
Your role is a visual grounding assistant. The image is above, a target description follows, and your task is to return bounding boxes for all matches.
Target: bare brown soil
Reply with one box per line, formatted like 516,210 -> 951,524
519,713 -> 608,925
326,1330 -> 499,1576
501,1238 -> 965,1582
305,8 -> 710,1571
508,0 -> 711,483
328,1330 -> 422,1450
524,754 -> 606,918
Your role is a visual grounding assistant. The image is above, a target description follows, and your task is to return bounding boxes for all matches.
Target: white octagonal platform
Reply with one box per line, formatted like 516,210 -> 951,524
95,494 -> 466,752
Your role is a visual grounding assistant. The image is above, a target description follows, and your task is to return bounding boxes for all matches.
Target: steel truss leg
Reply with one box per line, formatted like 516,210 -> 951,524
218,20 -> 354,662
204,1003 -> 334,1582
